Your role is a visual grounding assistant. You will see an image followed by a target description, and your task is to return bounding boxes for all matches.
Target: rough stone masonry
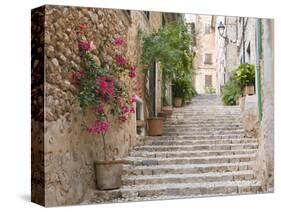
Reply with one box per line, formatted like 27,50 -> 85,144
31,5 -> 163,206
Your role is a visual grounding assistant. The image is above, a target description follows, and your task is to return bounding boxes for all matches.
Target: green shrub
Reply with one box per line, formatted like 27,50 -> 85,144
172,76 -> 195,102
234,63 -> 255,88
222,79 -> 242,105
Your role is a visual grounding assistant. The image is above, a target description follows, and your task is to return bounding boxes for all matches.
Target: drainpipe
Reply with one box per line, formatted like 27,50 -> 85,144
256,19 -> 263,121
242,18 -> 246,63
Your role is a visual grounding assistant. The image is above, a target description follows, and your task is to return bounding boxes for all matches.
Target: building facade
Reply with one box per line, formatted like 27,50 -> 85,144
214,15 -> 274,191
192,15 -> 217,94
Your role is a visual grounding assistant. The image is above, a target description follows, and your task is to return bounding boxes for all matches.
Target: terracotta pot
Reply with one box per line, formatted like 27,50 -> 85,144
173,97 -> 183,107
94,160 -> 123,190
147,117 -> 163,136
162,106 -> 173,117
243,85 -> 255,96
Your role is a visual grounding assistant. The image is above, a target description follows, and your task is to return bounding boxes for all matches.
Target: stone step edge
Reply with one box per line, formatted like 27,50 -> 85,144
122,170 -> 255,181
125,153 -> 256,161
123,161 -> 254,170
135,143 -> 258,149
130,149 -> 257,156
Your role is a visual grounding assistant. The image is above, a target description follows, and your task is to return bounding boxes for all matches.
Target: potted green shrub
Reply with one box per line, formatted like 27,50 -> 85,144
222,77 -> 242,106
71,24 -> 137,190
172,75 -> 194,107
234,63 -> 255,96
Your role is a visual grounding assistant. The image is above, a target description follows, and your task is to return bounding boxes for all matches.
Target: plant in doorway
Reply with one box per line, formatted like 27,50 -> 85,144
71,24 -> 136,190
139,23 -> 195,134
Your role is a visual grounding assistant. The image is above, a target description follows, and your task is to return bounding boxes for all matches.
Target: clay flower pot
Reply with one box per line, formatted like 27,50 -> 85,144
147,117 -> 163,136
94,160 -> 123,190
162,106 -> 173,118
173,97 -> 183,107
243,85 -> 255,96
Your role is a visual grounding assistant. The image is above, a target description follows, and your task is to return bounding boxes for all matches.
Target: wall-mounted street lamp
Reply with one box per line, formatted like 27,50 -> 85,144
217,21 -> 226,37
217,21 -> 238,45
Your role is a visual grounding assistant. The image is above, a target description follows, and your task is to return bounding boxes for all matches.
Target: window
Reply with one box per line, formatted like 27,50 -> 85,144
204,24 -> 211,34
143,11 -> 150,20
204,53 -> 213,64
205,75 -> 212,87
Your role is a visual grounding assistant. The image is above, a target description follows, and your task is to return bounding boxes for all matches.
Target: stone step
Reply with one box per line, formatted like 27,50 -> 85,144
123,162 -> 254,175
145,138 -> 257,145
122,170 -> 255,185
123,180 -> 261,198
145,134 -> 246,140
166,117 -> 242,121
144,139 -> 257,146
130,149 -> 257,158
164,127 -> 244,132
163,129 -> 245,136
134,143 -> 258,152
92,180 -> 261,202
124,154 -> 256,166
164,121 -> 243,125
163,122 -> 243,128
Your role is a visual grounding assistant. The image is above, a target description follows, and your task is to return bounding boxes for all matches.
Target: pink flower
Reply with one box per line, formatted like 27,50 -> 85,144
93,105 -> 104,114
113,37 -> 124,46
119,113 -> 129,122
79,23 -> 87,30
132,95 -> 137,103
115,54 -> 126,66
129,107 -> 135,113
78,40 -> 95,51
97,76 -> 115,96
86,120 -> 110,134
122,106 -> 130,114
117,96 -> 123,107
129,66 -> 137,78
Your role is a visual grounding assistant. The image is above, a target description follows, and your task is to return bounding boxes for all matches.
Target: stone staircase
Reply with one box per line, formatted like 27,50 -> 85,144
92,95 -> 261,203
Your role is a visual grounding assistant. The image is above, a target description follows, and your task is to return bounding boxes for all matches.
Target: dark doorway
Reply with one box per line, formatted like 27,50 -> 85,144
148,62 -> 156,117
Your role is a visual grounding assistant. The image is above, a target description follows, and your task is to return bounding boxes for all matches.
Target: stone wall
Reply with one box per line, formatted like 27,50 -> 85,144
31,5 -> 162,206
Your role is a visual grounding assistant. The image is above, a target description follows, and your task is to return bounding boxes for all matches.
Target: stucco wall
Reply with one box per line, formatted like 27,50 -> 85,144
31,5 -> 162,206
194,15 -> 217,94
259,19 -> 274,190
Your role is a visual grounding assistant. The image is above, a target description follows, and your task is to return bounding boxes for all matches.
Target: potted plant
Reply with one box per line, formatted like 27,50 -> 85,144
234,63 -> 255,96
172,76 -> 194,107
71,24 -> 137,190
222,77 -> 242,106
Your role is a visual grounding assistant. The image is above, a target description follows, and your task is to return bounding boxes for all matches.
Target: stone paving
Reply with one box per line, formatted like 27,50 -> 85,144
90,94 -> 262,203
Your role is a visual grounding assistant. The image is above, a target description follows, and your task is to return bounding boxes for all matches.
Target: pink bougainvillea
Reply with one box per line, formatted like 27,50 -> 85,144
132,95 -> 137,103
97,76 -> 115,96
75,24 -> 136,142
86,120 -> 110,134
78,40 -> 95,52
93,104 -> 105,114
129,65 -> 137,78
115,54 -> 126,66
113,37 -> 124,46
79,23 -> 87,31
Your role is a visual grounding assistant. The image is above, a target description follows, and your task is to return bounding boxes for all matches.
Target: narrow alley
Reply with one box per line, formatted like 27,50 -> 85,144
93,95 -> 262,202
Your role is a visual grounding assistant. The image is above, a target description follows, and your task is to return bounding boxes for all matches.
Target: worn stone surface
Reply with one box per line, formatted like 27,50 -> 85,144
90,95 -> 262,203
